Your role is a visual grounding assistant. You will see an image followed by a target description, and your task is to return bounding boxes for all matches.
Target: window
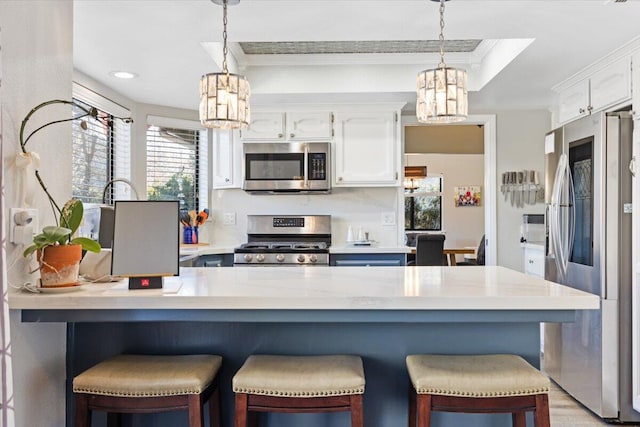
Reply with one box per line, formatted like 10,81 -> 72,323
146,117 -> 208,214
71,84 -> 132,204
405,175 -> 443,231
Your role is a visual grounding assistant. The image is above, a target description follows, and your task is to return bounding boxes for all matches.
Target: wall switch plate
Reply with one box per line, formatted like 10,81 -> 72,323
10,208 -> 38,244
381,212 -> 395,226
223,212 -> 236,225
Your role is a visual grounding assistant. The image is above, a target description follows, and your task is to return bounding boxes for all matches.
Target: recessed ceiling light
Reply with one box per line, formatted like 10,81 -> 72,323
110,71 -> 138,79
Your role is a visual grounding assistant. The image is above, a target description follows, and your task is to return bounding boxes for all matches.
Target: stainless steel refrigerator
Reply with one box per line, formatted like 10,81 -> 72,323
543,111 -> 637,422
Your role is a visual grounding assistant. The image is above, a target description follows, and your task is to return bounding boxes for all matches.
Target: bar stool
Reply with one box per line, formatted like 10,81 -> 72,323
73,354 -> 222,427
233,354 -> 365,427
406,354 -> 550,427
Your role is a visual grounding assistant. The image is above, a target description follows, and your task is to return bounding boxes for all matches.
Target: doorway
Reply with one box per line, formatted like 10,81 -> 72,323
401,114 -> 497,265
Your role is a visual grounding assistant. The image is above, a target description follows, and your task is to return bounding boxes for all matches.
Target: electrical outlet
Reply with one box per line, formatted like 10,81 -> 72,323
223,212 -> 236,225
10,208 -> 38,244
381,212 -> 395,226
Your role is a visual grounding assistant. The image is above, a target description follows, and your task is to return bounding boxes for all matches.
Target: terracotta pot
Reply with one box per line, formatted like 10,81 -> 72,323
37,244 -> 82,288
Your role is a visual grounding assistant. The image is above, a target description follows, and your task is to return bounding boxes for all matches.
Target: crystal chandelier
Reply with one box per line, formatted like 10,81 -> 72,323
416,0 -> 467,123
199,0 -> 251,129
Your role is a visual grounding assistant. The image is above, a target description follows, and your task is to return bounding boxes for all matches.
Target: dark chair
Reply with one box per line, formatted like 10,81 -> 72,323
457,235 -> 485,266
415,234 -> 447,266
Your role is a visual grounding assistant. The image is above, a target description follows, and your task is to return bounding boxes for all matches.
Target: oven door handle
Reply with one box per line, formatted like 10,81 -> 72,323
303,144 -> 309,189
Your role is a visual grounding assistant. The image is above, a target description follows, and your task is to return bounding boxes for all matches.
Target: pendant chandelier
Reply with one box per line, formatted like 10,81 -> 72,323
199,0 -> 251,129
416,0 -> 467,123
404,166 -> 427,191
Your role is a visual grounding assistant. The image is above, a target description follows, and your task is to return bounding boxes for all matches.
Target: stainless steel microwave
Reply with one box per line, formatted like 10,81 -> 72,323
242,142 -> 330,193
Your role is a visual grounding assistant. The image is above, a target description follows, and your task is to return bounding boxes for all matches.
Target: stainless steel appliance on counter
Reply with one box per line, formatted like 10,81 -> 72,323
543,111 -> 637,422
243,142 -> 330,193
234,215 -> 331,266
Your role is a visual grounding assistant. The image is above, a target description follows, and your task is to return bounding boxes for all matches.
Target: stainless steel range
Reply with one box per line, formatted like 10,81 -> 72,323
234,215 -> 331,266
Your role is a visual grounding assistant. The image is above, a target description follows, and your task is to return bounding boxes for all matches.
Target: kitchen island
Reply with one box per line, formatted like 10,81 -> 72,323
9,266 -> 598,427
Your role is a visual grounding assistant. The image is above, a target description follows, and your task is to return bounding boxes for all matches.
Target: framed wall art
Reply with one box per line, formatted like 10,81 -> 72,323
454,186 -> 481,207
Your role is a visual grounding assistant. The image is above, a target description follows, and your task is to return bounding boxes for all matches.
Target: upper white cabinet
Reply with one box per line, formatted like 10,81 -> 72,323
333,110 -> 399,187
557,79 -> 590,124
286,112 -> 333,140
240,112 -> 285,140
212,130 -> 241,189
633,51 -> 640,123
557,57 -> 631,124
240,111 -> 332,141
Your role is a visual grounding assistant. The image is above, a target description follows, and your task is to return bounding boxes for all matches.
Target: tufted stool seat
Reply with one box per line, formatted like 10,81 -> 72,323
73,354 -> 222,427
406,354 -> 550,427
233,354 -> 365,426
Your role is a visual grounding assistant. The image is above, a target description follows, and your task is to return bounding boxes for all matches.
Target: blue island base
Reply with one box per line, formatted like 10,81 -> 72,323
67,321 -> 541,427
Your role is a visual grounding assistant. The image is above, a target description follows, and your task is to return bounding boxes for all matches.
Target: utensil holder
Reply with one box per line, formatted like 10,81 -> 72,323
183,226 -> 198,244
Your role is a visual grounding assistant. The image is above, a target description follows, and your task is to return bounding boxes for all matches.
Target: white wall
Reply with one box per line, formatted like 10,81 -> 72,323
406,154 -> 485,256
206,187 -> 401,247
488,109 -> 550,271
1,2 -> 72,426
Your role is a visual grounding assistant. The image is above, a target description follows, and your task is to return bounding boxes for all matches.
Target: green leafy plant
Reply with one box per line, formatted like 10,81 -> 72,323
23,199 -> 100,257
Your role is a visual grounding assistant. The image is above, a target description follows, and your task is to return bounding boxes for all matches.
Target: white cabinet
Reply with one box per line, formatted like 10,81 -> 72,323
333,111 -> 399,187
557,57 -> 631,124
523,244 -> 544,278
212,130 -> 241,189
240,112 -> 285,140
557,80 -> 590,124
286,112 -> 333,140
240,111 -> 332,141
633,52 -> 640,124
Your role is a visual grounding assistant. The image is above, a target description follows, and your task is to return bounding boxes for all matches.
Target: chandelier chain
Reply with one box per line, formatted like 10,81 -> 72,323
222,0 -> 229,74
438,0 -> 446,68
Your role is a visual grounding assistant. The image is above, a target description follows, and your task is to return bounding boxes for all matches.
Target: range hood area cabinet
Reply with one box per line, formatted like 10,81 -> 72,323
556,56 -> 631,125
240,111 -> 333,141
333,110 -> 400,187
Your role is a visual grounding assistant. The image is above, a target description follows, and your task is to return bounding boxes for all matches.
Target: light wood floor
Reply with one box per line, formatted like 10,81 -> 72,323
549,381 -> 626,426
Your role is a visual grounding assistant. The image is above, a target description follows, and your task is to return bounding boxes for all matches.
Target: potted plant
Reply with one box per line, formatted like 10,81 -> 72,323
18,99 -> 131,287
23,199 -> 100,287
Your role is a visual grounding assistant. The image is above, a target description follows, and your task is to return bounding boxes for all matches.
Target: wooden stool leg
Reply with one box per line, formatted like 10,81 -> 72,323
74,394 -> 91,427
209,386 -> 221,427
235,393 -> 249,427
106,412 -> 123,427
350,394 -> 364,427
416,394 -> 432,427
512,411 -> 526,427
408,388 -> 417,427
534,394 -> 550,427
188,394 -> 204,427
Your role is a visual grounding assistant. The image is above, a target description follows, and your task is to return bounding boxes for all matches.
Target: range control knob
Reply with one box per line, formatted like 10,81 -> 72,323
276,254 -> 285,263
256,254 -> 265,263
297,254 -> 306,263
243,254 -> 253,262
309,254 -> 318,263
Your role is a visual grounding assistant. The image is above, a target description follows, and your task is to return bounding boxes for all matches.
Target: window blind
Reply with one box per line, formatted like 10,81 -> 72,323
146,117 -> 208,213
72,83 -> 132,204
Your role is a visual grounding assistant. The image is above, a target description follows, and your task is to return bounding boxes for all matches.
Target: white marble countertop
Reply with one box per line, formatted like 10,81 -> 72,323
179,245 -> 236,257
9,266 -> 598,311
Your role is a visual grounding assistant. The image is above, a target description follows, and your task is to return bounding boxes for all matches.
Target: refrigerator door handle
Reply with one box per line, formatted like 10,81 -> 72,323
550,154 -> 566,281
566,164 -> 576,274
551,154 -> 574,282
